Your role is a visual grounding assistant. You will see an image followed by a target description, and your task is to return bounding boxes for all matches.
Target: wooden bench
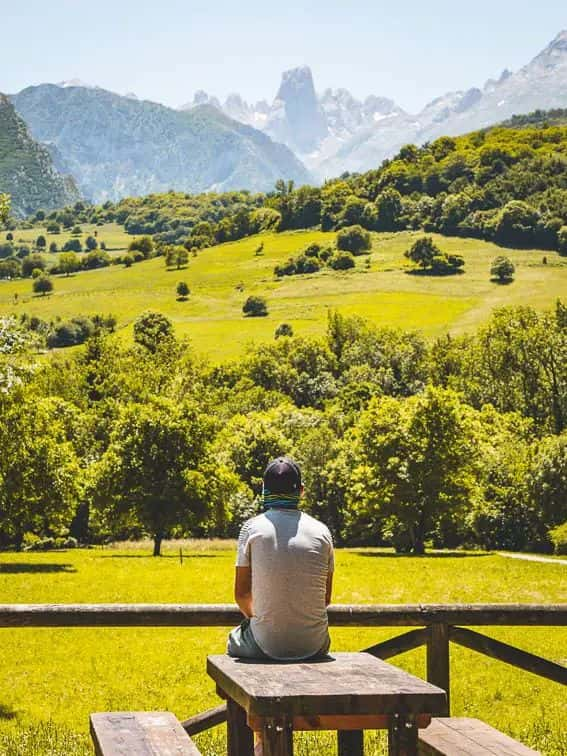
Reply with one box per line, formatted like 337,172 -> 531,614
90,712 -> 201,755
418,718 -> 540,755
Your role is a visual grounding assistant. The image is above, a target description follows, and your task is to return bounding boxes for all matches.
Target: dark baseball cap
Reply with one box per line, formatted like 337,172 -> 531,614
263,457 -> 302,494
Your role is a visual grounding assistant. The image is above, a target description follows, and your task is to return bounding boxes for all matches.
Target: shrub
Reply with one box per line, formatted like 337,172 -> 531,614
243,295 -> 268,317
275,323 -> 294,338
36,235 -> 46,249
549,522 -> 567,555
274,258 -> 297,277
85,236 -> 98,251
71,225 -> 82,235
82,250 -> 111,269
21,254 -> 46,278
491,256 -> 515,282
328,251 -> 355,270
47,316 -> 94,348
49,242 -> 58,253
33,275 -> 53,296
558,226 -> 567,256
128,236 -> 154,258
176,281 -> 190,299
46,221 -> 60,234
63,238 -> 82,253
336,225 -> 372,255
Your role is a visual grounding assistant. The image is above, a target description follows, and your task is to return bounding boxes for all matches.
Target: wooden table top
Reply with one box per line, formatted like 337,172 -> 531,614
207,652 -> 447,717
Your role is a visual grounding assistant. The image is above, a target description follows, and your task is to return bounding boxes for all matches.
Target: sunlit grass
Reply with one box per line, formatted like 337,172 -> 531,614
0,543 -> 565,754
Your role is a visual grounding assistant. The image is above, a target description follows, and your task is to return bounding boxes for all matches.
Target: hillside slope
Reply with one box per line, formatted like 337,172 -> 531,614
10,85 -> 311,203
0,94 -> 80,217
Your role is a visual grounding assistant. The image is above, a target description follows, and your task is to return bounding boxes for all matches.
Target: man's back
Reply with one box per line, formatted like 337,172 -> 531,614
237,508 -> 334,660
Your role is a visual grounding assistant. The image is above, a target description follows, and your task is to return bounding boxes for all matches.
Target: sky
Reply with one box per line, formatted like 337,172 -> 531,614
2,1 -> 566,113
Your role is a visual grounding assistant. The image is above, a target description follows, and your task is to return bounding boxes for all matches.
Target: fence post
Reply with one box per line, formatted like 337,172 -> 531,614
426,623 -> 450,715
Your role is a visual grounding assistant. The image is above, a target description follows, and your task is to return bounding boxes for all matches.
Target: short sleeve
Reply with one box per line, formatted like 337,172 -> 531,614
236,521 -> 252,567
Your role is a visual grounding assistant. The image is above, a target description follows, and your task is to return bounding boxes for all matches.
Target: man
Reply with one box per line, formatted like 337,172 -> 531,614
228,456 -> 334,661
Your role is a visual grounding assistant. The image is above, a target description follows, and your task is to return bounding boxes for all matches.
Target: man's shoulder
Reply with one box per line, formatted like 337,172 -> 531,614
299,511 -> 333,539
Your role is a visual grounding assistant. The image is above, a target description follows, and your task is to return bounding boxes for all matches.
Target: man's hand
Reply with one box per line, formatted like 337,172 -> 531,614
325,572 -> 333,607
235,566 -> 253,618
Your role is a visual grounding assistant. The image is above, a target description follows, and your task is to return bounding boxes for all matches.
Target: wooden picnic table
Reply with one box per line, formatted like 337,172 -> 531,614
207,652 -> 447,756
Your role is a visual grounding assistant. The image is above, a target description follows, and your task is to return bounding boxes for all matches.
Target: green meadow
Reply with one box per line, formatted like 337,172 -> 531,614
1,226 -> 566,360
0,543 -> 565,755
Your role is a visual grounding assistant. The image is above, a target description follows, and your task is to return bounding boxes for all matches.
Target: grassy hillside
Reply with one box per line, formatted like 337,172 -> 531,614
1,227 -> 566,360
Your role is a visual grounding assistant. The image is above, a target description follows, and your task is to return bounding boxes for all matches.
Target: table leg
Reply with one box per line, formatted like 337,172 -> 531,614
226,698 -> 254,756
387,714 -> 418,756
261,716 -> 293,756
338,729 -> 364,755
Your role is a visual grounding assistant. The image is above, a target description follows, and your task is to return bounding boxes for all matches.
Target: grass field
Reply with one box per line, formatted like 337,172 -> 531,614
0,543 -> 565,755
1,226 -> 566,360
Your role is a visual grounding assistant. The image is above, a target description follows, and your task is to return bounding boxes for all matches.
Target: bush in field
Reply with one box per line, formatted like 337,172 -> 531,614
176,281 -> 190,300
328,251 -> 355,270
549,522 -> 567,555
129,236 -> 154,258
275,323 -> 294,338
36,235 -> 46,249
85,236 -> 98,251
491,256 -> 515,283
21,254 -> 46,278
405,236 -> 464,274
165,245 -> 189,269
63,238 -> 82,253
133,311 -> 175,352
243,295 -> 268,317
336,225 -> 372,255
33,274 -> 53,296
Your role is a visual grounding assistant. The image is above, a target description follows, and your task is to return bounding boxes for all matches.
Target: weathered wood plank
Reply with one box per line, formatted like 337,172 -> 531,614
248,713 -> 431,732
449,626 -> 567,686
427,624 -> 450,715
89,712 -> 201,756
338,729 -> 364,756
226,698 -> 254,756
261,717 -> 293,756
180,704 -> 226,736
363,628 -> 429,659
207,653 -> 446,718
418,717 -> 540,755
1,603 -> 566,628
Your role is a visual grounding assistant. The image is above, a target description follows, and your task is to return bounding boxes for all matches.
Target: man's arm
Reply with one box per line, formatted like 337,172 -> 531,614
325,571 -> 333,607
235,566 -> 253,618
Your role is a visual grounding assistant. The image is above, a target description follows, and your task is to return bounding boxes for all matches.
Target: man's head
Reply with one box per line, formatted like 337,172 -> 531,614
263,457 -> 302,508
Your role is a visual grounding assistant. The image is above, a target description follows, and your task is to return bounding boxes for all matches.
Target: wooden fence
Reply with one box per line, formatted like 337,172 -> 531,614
1,604 -> 565,735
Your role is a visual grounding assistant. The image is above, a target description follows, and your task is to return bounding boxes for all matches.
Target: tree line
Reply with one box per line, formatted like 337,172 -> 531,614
0,305 -> 565,556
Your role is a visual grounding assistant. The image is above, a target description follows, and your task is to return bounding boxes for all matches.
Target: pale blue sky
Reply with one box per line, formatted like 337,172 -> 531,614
2,1 -> 565,112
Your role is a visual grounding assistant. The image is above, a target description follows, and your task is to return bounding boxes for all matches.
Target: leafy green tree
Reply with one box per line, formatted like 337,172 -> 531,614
350,386 -> 480,553
405,236 -> 441,268
0,194 -> 10,224
176,281 -> 190,299
33,275 -> 53,296
336,225 -> 372,255
36,235 -> 47,249
494,201 -> 540,247
63,238 -> 82,253
165,245 -> 189,269
49,242 -> 58,253
530,433 -> 567,532
0,397 -> 80,549
133,311 -> 175,353
558,226 -> 567,256
243,295 -> 268,317
59,252 -> 80,277
46,221 -> 60,234
93,399 -> 212,555
490,256 -> 515,282
21,254 -> 46,278
129,236 -> 154,258
375,188 -> 403,231
85,236 -> 98,251
275,323 -> 293,339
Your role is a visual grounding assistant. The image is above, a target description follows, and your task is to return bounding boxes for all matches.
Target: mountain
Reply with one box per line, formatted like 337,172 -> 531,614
181,31 -> 567,179
0,93 -> 80,217
11,85 -> 311,203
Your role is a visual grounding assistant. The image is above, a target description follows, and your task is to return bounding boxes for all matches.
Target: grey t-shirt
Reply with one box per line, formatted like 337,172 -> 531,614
236,508 -> 334,660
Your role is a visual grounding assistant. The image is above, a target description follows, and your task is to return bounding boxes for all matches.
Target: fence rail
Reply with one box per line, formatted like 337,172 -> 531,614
1,603 -> 566,627
1,603 -> 565,726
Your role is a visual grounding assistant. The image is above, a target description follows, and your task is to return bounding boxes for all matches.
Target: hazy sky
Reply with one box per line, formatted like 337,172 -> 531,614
3,1 -> 565,112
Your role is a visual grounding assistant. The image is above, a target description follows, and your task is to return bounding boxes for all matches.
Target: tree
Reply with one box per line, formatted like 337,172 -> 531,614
275,323 -> 293,339
36,235 -> 47,249
375,188 -> 403,231
129,236 -> 154,258
351,386 -> 479,553
490,256 -> 515,283
165,245 -> 189,269
133,311 -> 174,352
530,433 -> 567,533
243,295 -> 268,317
93,399 -> 212,556
336,225 -> 372,255
176,281 -> 190,299
63,238 -> 82,253
558,226 -> 567,256
0,396 -> 80,549
85,236 -> 98,251
33,275 -> 53,296
59,252 -> 80,277
494,201 -> 540,247
49,242 -> 58,253
405,236 -> 440,268
21,254 -> 47,278
0,193 -> 10,224
6,232 -> 13,241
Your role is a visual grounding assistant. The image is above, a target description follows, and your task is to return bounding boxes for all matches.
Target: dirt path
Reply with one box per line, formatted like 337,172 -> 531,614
498,552 -> 566,565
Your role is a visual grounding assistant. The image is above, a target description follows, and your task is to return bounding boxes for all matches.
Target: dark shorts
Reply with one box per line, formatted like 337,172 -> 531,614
227,619 -> 331,660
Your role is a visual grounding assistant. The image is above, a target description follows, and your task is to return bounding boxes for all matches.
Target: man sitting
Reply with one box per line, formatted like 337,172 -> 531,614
228,456 -> 334,661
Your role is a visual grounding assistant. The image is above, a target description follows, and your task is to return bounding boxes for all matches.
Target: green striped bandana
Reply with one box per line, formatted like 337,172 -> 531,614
263,488 -> 300,509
